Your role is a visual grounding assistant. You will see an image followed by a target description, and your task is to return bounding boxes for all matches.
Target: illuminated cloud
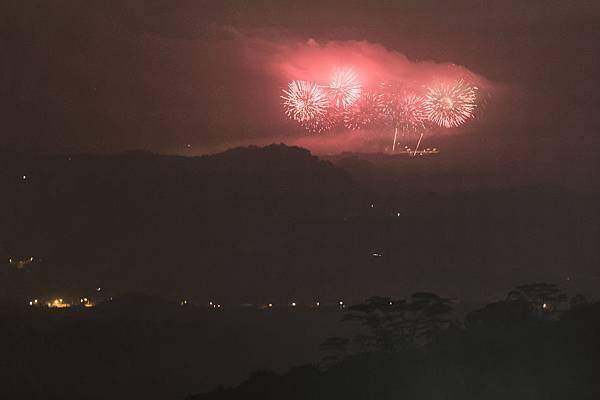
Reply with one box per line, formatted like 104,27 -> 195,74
238,33 -> 493,92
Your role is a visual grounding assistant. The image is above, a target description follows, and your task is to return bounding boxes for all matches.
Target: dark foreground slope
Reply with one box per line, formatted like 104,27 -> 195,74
0,295 -> 351,400
190,303 -> 600,400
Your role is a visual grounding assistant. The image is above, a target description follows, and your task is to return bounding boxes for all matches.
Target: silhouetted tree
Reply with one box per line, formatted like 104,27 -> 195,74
343,296 -> 408,352
341,294 -> 453,352
509,283 -> 570,321
513,283 -> 563,308
405,292 -> 453,345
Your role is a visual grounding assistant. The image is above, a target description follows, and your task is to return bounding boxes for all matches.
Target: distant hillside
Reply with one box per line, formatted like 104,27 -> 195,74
323,130 -> 600,191
0,144 -> 363,301
1,144 -> 598,304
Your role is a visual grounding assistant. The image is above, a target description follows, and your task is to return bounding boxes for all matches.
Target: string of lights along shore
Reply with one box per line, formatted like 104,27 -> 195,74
281,66 -> 482,152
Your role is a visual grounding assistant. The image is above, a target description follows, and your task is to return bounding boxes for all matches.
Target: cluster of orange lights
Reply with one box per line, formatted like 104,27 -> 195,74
47,298 -> 71,308
28,297 -> 95,309
80,297 -> 95,308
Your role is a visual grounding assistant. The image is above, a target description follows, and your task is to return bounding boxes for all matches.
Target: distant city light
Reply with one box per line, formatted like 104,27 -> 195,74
8,257 -> 34,270
291,302 -> 296,307
47,298 -> 71,309
80,297 -> 94,308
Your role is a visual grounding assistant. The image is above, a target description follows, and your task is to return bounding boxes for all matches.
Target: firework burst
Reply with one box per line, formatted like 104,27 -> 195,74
377,82 -> 428,151
281,80 -> 329,123
300,111 -> 340,133
423,79 -> 478,128
378,83 -> 425,132
328,67 -> 362,109
343,91 -> 384,131
396,94 -> 427,133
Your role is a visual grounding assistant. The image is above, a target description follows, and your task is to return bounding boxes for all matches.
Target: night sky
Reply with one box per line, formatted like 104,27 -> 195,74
2,1 -> 599,169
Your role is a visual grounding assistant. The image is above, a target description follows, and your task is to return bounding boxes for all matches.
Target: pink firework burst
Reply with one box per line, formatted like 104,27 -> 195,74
397,94 -> 427,133
343,91 -> 384,131
300,111 -> 340,133
423,79 -> 478,128
378,83 -> 426,133
328,67 -> 362,109
281,80 -> 329,123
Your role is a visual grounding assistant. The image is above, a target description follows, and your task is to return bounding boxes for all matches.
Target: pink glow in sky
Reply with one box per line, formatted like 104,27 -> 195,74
249,38 -> 492,93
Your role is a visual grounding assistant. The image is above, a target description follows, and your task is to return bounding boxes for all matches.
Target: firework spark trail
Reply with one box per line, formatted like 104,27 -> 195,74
281,80 -> 329,123
343,91 -> 384,131
423,79 -> 478,128
413,132 -> 424,156
328,67 -> 362,109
